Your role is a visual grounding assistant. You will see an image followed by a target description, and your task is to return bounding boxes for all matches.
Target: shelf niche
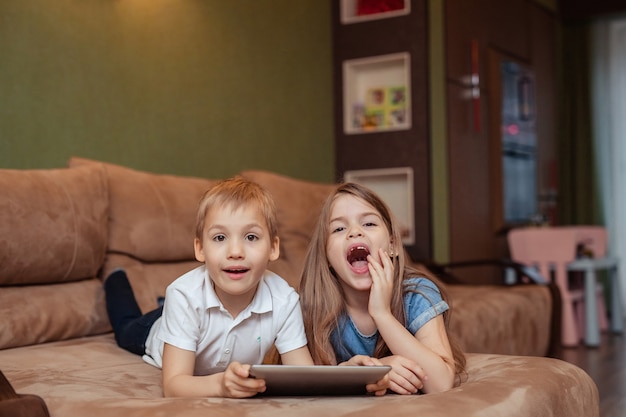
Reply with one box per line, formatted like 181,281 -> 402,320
344,167 -> 415,245
340,0 -> 410,24
343,52 -> 411,135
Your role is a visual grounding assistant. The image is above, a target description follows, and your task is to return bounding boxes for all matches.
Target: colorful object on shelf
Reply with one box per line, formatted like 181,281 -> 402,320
353,85 -> 407,131
356,0 -> 405,16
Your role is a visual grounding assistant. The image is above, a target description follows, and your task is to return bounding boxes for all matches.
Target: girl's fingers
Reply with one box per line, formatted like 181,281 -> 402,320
388,379 -> 417,395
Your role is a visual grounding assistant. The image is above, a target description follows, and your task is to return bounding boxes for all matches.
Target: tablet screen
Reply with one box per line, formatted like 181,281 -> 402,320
249,365 -> 391,396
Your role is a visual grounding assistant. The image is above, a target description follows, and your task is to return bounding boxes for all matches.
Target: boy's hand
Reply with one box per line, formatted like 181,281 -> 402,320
220,362 -> 266,398
379,355 -> 427,395
340,355 -> 389,396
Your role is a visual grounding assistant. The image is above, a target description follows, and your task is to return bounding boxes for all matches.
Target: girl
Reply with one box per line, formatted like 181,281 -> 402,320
299,182 -> 466,395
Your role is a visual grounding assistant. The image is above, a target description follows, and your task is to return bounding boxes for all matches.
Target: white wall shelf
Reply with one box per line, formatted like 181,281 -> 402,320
344,167 -> 415,245
343,52 -> 411,134
340,0 -> 410,24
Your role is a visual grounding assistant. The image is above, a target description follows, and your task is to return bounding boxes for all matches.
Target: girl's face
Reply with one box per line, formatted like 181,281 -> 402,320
326,194 -> 393,293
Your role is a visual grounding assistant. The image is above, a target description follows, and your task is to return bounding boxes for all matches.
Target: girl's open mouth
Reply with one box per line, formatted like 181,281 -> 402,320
347,245 -> 370,274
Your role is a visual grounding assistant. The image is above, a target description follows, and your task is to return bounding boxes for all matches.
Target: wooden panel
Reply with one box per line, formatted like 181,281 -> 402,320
444,0 -> 557,284
530,5 -> 559,225
445,0 -> 480,83
446,0 -> 530,84
332,0 -> 431,260
559,0 -> 626,21
482,0 -> 530,61
447,82 -> 503,283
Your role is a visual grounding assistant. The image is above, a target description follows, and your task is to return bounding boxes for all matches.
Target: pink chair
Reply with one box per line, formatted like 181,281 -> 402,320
508,227 -> 582,346
508,226 -> 612,347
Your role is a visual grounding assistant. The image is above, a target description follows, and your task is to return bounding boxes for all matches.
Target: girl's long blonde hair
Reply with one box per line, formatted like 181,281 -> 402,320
299,183 -> 466,380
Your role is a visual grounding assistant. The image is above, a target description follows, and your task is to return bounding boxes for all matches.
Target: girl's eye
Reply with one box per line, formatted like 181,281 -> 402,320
364,222 -> 377,227
331,226 -> 345,233
213,234 -> 226,242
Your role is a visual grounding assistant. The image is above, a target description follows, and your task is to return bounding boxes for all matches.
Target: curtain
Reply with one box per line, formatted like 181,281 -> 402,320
591,16 -> 626,318
558,22 -> 600,226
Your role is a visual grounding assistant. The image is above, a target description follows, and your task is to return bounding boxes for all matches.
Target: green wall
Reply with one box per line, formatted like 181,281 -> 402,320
0,0 -> 454,260
428,0 -> 449,262
0,0 -> 334,182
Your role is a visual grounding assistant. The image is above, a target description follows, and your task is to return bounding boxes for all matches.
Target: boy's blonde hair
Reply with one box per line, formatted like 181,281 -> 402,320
195,177 -> 278,241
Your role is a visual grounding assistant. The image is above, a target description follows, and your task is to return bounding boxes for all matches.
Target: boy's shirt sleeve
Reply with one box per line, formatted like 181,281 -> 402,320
158,284 -> 201,352
273,290 -> 308,355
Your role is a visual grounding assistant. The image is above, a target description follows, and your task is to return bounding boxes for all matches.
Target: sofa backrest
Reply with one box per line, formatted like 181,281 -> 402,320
64,160 -> 337,314
68,157 -> 220,314
0,164 -> 110,349
0,158 -> 338,350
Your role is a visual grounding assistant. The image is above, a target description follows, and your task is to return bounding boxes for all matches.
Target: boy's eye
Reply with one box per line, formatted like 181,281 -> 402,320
213,234 -> 226,242
245,234 -> 259,242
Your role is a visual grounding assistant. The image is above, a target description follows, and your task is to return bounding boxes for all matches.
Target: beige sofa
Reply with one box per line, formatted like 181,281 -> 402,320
0,158 -> 598,417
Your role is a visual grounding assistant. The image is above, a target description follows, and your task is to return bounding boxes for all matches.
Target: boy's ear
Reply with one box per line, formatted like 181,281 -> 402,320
269,236 -> 280,262
194,237 -> 205,262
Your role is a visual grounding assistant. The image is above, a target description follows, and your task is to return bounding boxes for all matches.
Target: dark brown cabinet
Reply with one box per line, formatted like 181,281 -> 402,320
446,0 -> 558,282
330,0 -> 558,276
331,0 -> 431,261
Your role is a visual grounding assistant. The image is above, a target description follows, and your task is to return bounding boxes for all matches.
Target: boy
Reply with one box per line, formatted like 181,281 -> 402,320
104,177 -> 313,398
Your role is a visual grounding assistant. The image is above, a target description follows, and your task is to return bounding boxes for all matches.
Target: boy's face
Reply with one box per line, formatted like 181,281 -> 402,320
194,203 -> 279,310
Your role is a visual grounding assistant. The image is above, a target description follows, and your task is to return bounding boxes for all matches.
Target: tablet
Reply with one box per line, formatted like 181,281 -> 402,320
248,365 -> 391,396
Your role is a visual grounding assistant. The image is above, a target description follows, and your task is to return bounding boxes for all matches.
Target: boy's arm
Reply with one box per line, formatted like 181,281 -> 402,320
161,343 -> 265,398
279,346 -> 314,365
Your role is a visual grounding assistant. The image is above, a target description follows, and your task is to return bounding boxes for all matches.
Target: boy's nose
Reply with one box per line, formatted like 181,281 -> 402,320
227,240 -> 244,258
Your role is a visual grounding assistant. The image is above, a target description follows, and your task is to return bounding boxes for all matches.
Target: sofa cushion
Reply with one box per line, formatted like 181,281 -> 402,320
68,158 -> 219,263
447,284 -> 553,356
0,278 -> 109,349
0,165 -> 109,286
239,170 -> 336,288
0,334 -> 600,417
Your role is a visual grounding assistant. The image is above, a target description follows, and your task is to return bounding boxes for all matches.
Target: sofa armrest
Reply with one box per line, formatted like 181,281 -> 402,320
420,258 -> 547,286
416,258 -> 563,358
0,371 -> 50,417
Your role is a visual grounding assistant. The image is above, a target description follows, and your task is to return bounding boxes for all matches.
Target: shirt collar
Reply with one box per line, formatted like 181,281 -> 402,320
248,271 -> 273,314
204,268 -> 273,314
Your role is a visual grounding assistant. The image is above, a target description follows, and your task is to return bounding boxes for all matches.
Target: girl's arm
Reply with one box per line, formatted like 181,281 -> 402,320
367,249 -> 455,394
376,314 -> 455,393
161,343 -> 266,398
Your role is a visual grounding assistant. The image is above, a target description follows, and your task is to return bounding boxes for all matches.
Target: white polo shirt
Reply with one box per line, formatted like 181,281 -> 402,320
143,266 -> 307,375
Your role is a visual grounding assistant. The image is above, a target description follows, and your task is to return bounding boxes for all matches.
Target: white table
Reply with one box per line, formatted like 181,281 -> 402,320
567,256 -> 624,346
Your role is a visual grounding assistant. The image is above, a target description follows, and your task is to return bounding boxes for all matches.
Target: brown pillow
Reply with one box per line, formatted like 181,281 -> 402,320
68,157 -> 219,262
0,165 -> 108,286
0,279 -> 109,349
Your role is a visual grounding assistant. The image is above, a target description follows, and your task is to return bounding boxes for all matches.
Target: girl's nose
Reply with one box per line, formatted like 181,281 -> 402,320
348,226 -> 363,239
